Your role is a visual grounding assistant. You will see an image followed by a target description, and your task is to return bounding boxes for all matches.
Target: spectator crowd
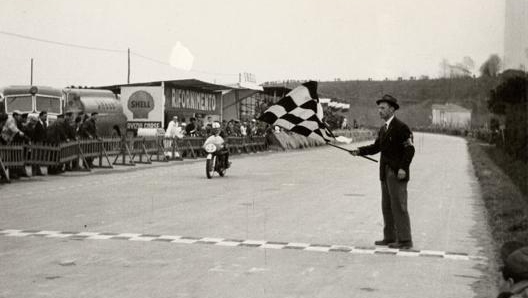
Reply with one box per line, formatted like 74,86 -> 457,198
0,110 -> 100,178
164,116 -> 269,139
0,111 -> 272,179
0,110 -> 100,146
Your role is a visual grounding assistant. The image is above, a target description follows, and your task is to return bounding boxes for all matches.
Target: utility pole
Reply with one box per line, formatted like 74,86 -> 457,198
30,58 -> 34,85
127,48 -> 130,84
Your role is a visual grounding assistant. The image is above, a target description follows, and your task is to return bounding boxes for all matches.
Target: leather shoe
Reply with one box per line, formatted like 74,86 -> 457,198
388,241 -> 413,249
374,239 -> 395,246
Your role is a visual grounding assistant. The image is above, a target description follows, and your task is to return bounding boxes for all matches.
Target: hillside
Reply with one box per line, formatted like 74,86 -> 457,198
268,77 -> 499,128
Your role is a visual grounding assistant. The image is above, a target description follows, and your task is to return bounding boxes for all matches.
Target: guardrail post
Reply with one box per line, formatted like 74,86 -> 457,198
147,137 -> 167,162
187,140 -> 197,159
0,155 -> 10,183
93,139 -> 113,169
171,138 -> 177,159
139,138 -> 152,164
113,137 -> 135,166
129,138 -> 151,164
76,140 -> 91,172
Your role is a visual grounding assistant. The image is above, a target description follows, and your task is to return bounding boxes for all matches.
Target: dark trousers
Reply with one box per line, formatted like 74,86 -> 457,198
381,165 -> 412,242
216,148 -> 229,166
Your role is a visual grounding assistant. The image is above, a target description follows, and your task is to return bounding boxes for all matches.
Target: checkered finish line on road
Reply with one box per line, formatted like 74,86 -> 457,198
0,229 -> 487,262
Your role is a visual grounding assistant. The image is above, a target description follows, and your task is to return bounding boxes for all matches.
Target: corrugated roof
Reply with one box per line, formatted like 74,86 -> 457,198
95,79 -> 233,94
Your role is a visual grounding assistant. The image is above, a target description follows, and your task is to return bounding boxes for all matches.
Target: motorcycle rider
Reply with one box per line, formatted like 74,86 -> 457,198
203,121 -> 230,168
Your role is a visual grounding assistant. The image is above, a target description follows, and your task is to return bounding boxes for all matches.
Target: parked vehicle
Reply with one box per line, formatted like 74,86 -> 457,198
0,85 -> 63,123
63,88 -> 127,137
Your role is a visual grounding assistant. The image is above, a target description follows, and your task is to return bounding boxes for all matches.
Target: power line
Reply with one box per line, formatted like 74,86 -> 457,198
0,30 -> 125,53
129,51 -> 167,65
0,30 -> 239,77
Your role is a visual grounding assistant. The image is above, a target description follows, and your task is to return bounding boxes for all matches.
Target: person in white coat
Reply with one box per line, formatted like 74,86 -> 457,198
165,116 -> 183,139
164,116 -> 183,159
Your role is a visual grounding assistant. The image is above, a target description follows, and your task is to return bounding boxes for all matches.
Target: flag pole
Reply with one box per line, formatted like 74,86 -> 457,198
326,143 -> 378,163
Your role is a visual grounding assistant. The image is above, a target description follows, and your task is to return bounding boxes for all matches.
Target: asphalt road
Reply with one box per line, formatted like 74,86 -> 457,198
0,133 -> 495,297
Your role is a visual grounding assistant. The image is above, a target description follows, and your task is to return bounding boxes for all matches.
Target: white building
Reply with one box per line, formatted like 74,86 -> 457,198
431,103 -> 472,128
504,0 -> 528,71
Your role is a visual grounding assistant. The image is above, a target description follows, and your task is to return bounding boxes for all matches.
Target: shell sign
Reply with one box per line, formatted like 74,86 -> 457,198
127,90 -> 154,119
122,86 -> 164,129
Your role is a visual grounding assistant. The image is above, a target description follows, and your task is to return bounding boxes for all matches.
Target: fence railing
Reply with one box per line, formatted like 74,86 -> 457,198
0,137 -> 267,181
0,136 -> 268,182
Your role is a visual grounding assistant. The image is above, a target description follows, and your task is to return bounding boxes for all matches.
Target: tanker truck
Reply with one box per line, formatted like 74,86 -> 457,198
62,88 -> 127,137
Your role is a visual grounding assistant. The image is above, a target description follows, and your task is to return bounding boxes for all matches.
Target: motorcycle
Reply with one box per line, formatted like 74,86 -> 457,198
204,143 -> 227,179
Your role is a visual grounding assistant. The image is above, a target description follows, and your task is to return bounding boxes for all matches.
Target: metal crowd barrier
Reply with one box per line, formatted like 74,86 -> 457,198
143,137 -> 166,162
176,137 -> 206,159
126,137 -> 166,164
0,144 -> 25,182
61,141 -> 82,164
226,137 -> 243,154
226,136 -> 268,154
100,137 -> 122,156
0,136 -> 268,182
26,143 -> 60,166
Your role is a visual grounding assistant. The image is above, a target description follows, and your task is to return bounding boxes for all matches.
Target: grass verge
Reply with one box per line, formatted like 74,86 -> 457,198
467,139 -> 528,245
467,138 -> 528,297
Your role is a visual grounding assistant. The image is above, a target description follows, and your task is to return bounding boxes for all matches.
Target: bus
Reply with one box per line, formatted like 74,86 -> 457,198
0,85 -> 63,123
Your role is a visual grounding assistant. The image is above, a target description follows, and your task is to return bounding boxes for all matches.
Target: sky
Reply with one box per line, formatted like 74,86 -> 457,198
0,0 -> 505,88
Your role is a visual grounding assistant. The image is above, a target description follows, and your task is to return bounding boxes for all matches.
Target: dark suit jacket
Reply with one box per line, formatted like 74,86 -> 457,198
358,117 -> 415,181
80,119 -> 97,139
63,120 -> 76,140
33,121 -> 47,143
46,119 -> 67,144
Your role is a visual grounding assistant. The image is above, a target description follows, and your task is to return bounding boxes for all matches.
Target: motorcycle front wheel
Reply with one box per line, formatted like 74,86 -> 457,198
206,157 -> 215,179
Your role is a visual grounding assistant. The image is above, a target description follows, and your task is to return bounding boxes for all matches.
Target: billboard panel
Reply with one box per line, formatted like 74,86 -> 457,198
121,86 -> 164,129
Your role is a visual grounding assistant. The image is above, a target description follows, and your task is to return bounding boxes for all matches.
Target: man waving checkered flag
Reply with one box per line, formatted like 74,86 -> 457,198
258,81 -> 335,143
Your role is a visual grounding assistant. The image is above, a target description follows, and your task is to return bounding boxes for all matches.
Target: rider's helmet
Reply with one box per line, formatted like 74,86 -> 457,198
209,121 -> 221,136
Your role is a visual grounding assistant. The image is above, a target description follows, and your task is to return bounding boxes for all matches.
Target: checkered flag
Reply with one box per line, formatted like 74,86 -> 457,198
258,81 -> 335,143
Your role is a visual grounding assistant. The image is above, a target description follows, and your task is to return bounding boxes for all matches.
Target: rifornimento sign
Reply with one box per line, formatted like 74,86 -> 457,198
165,88 -> 220,114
